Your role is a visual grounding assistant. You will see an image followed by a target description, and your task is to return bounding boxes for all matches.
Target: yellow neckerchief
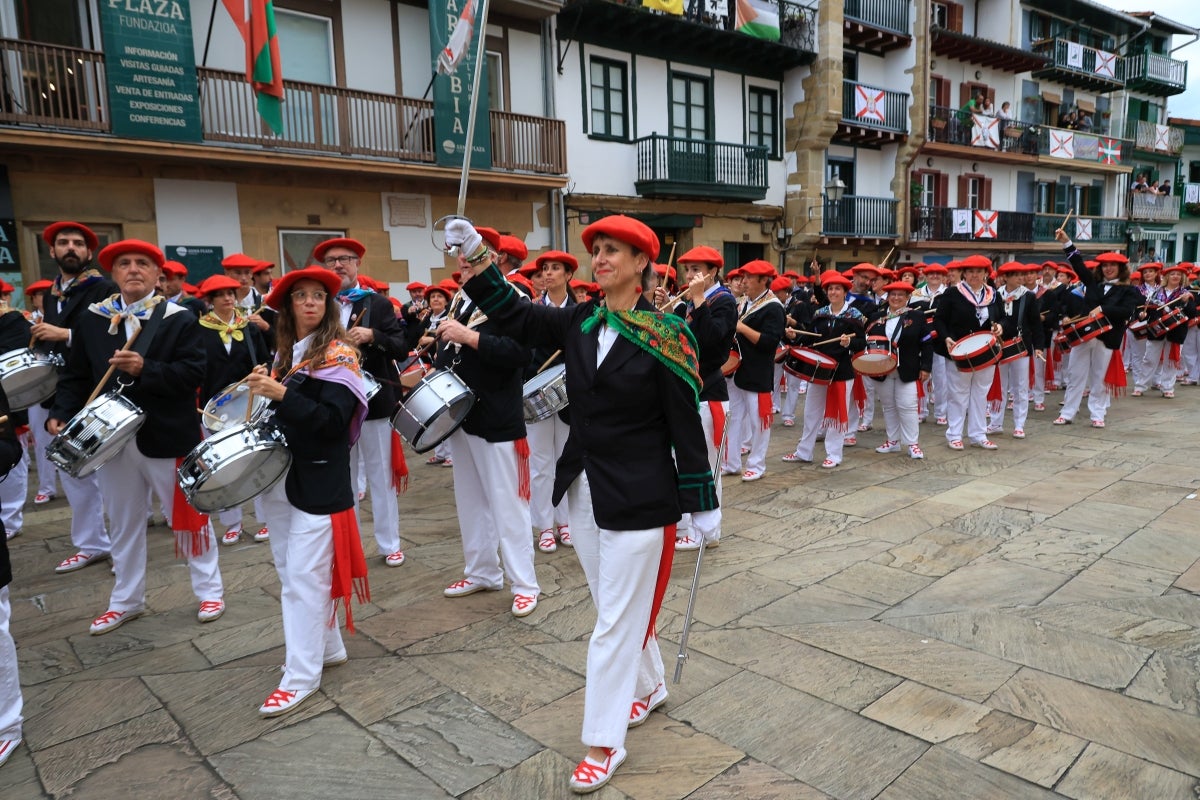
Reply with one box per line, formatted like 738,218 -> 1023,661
199,309 -> 249,344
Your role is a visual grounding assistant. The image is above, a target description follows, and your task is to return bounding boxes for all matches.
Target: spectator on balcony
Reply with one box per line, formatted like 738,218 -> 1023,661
978,97 -> 995,116
1158,179 -> 1172,196
1058,109 -> 1076,129
997,102 -> 1013,121
1132,174 -> 1150,193
1077,111 -> 1093,132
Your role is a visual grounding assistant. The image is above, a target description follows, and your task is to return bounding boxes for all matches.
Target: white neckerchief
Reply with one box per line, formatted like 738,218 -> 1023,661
291,332 -> 315,368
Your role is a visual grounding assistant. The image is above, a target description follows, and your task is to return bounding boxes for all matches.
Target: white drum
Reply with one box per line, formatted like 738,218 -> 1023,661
178,421 -> 291,513
0,348 -> 64,410
362,370 -> 382,401
522,364 -> 568,423
202,381 -> 270,434
46,390 -> 145,478
390,368 -> 475,453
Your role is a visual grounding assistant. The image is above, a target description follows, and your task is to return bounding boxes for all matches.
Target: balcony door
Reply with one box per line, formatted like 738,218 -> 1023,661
825,158 -> 856,235
275,8 -> 337,146
1,0 -> 102,123
668,72 -> 712,184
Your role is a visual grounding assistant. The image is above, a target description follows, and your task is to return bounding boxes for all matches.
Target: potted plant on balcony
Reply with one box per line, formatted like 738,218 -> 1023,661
930,108 -> 949,131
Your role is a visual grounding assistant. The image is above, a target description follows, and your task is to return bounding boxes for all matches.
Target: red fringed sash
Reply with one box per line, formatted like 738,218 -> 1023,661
514,438 -> 531,501
986,364 -> 1004,417
1104,347 -> 1127,397
330,508 -> 370,634
707,400 -> 727,450
823,380 -> 849,432
644,524 -> 676,648
172,457 -> 210,558
852,374 -> 867,415
1169,342 -> 1182,369
756,391 -> 773,431
390,430 -> 409,493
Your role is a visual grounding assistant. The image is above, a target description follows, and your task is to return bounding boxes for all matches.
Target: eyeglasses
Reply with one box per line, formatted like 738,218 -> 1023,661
323,255 -> 359,266
291,290 -> 328,303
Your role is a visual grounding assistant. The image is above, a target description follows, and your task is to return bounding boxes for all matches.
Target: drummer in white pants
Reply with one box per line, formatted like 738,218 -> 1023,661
988,262 -> 1044,438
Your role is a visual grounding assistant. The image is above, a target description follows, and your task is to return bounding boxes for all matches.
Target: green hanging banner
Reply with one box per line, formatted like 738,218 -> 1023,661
428,0 -> 492,169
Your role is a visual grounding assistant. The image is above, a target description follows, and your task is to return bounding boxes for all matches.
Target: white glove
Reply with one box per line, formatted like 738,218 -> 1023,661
444,218 -> 483,256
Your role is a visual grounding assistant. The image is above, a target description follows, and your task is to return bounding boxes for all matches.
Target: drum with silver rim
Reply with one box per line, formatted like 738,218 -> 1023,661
390,368 -> 475,453
178,421 -> 291,513
46,390 -> 145,478
949,332 -> 1001,372
522,364 -> 568,423
0,348 -> 64,410
851,336 -> 898,377
202,380 -> 270,434
781,347 -> 839,385
362,370 -> 382,401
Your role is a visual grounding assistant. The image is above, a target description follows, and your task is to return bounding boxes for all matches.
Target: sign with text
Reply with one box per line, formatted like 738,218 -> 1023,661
99,0 -> 202,143
166,245 -> 224,284
429,0 -> 492,169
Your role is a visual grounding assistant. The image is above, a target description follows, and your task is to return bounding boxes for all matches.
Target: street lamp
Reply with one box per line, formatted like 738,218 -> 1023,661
825,176 -> 846,202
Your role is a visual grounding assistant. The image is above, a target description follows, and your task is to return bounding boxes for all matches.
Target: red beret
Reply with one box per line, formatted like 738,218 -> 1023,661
1140,262 -> 1163,271
516,261 -> 541,278
535,250 -> 579,273
1162,263 -> 1188,275
497,235 -> 528,261
959,254 -> 992,269
726,268 -> 744,279
424,280 -> 456,303
406,281 -> 427,292
264,266 -> 343,310
25,279 -> 53,296
313,237 -> 366,262
98,239 -> 165,272
653,264 -> 677,282
851,262 -> 881,276
881,281 -> 916,294
740,259 -> 776,277
222,253 -> 260,270
476,227 -> 503,252
161,260 -> 188,278
42,221 -> 99,250
1057,265 -> 1078,279
0,281 -> 13,294
253,260 -> 274,275
1094,252 -> 1128,264
819,269 -> 852,289
678,246 -> 724,268
770,276 -> 791,292
1130,271 -> 1143,281
389,296 -> 403,308
782,271 -> 802,280
196,274 -> 242,297
998,261 -> 1026,275
922,264 -> 948,275
1084,260 -> 1099,269
581,215 -> 660,261
508,273 -> 533,292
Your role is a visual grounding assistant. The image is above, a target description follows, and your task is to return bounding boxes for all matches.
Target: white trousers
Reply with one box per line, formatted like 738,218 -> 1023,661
922,355 -> 949,418
0,454 -> 26,537
448,429 -> 539,597
877,375 -> 919,446
258,480 -> 344,691
0,587 -> 20,741
780,370 -> 804,421
568,472 -> 665,750
1132,338 -> 1159,391
680,400 -> 727,542
996,356 -> 1031,431
793,380 -> 848,464
27,405 -> 59,497
857,375 -> 876,428
57,465 -> 110,555
527,414 -> 569,532
726,385 -> 770,475
96,445 -> 222,612
1181,327 -> 1200,382
1032,353 -> 1047,404
350,418 -> 401,555
944,365 -> 990,444
1140,339 -> 1180,393
1060,338 -> 1113,422
720,377 -> 749,474
1125,331 -> 1145,370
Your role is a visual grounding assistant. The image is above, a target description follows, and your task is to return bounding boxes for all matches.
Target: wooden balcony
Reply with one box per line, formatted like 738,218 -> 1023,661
633,134 -> 768,201
1125,53 -> 1188,97
1124,119 -> 1185,159
924,106 -> 1039,165
1129,193 -> 1181,223
910,207 -> 1034,244
0,38 -> 566,177
836,80 -> 908,148
929,28 -> 1049,74
843,0 -> 911,55
1037,126 -> 1132,172
1031,39 -> 1125,93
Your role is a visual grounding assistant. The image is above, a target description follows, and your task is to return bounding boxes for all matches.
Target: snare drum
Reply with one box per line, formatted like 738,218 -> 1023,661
720,349 -> 740,377
851,336 -> 898,377
522,364 -> 568,423
1126,319 -> 1150,340
999,337 -> 1028,364
46,391 -> 145,478
949,332 -> 1001,372
399,353 -> 433,390
1148,307 -> 1186,338
202,381 -> 270,434
1058,313 -> 1112,347
362,371 -> 382,401
178,421 -> 291,513
781,347 -> 839,385
390,368 -> 475,453
0,348 -> 63,410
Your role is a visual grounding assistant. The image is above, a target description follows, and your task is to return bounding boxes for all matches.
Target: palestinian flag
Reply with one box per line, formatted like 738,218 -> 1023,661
736,0 -> 780,41
248,0 -> 284,134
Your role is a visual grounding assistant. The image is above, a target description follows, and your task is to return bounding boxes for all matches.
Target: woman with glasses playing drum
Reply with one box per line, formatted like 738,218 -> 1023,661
243,266 -> 370,719
195,273 -> 270,546
444,215 -> 715,794
410,280 -> 454,465
1133,263 -> 1195,398
781,270 -> 866,469
866,280 -> 931,459
935,254 -> 1003,451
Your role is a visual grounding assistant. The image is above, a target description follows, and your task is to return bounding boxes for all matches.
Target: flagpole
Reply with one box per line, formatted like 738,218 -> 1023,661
457,0 -> 491,216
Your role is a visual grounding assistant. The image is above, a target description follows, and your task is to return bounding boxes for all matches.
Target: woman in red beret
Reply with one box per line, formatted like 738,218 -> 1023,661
867,281 -> 931,459
410,281 -> 455,465
0,282 -> 30,541
244,267 -> 370,718
1133,263 -> 1195,398
446,215 -> 715,794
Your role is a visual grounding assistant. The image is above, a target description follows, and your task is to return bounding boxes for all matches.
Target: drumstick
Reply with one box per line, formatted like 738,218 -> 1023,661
787,328 -> 822,338
1059,208 -> 1074,232
198,407 -> 225,425
656,289 -> 688,312
85,329 -> 140,406
535,349 -> 562,374
811,335 -> 850,347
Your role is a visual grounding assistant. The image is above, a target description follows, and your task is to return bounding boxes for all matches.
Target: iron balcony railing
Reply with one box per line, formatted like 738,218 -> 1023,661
1124,119 -> 1185,156
844,0 -> 910,35
633,134 -> 768,200
821,195 -> 898,238
1033,38 -> 1125,84
0,38 -> 567,174
1038,126 -> 1132,166
910,206 -> 1034,243
842,80 -> 909,134
1129,193 -> 1181,222
1125,53 -> 1187,93
1033,214 -> 1125,244
926,105 -> 1039,153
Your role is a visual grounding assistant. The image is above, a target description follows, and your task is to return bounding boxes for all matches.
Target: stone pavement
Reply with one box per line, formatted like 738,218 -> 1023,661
3,384 -> 1200,799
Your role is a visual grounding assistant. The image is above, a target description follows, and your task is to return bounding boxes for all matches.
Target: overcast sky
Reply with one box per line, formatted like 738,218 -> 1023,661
1096,0 -> 1200,119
